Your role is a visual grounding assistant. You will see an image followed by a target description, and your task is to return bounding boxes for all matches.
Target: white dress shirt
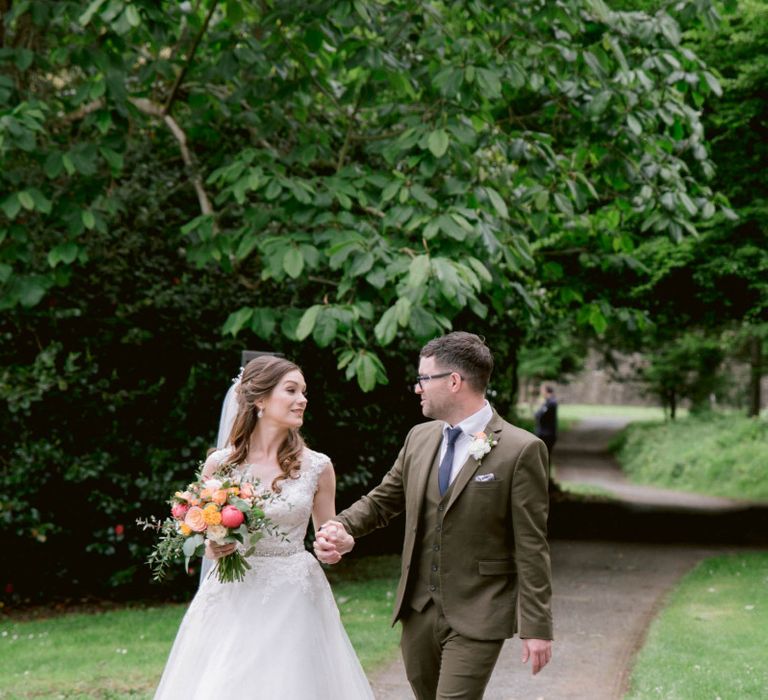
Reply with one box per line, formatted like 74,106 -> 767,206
438,401 -> 494,487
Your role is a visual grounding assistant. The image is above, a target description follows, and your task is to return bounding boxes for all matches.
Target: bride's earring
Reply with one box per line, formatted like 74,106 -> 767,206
257,407 -> 264,418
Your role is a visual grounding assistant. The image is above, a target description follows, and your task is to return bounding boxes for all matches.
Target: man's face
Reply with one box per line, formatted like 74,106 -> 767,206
415,356 -> 454,421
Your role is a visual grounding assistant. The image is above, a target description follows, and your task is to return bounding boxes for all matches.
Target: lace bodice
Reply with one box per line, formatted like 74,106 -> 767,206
207,446 -> 330,557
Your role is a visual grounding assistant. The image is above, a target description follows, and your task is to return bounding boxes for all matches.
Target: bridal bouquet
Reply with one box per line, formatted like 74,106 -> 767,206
138,470 -> 279,583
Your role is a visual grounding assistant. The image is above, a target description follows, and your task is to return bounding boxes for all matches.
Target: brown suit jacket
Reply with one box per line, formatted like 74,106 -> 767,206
337,409 -> 553,641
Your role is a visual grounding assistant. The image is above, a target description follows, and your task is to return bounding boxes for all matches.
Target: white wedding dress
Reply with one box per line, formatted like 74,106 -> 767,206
154,448 -> 374,699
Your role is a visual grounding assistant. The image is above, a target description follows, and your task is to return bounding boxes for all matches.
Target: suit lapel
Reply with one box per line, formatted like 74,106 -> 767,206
445,410 -> 504,512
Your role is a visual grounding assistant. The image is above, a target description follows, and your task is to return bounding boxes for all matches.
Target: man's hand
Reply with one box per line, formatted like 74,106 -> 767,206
522,638 -> 552,675
313,520 -> 355,564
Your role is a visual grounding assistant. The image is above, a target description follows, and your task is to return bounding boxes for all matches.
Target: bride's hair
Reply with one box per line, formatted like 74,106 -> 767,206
226,355 -> 306,492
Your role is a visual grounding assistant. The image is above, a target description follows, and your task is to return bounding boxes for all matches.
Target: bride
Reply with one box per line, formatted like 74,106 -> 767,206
154,355 -> 374,699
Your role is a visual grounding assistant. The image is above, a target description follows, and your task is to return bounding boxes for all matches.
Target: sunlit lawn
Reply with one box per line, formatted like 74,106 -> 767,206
626,552 -> 768,699
555,403 -> 683,422
515,402 -> 679,431
0,556 -> 401,699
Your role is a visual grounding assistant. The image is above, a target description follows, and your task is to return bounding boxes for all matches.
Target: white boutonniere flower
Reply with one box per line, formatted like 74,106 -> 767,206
468,431 -> 498,464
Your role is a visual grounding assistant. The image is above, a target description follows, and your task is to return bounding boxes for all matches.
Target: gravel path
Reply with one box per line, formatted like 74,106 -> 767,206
369,417 -> 757,699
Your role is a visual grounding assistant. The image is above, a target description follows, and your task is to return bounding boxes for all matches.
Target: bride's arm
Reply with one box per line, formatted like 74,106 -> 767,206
312,462 -> 353,562
311,461 -> 337,529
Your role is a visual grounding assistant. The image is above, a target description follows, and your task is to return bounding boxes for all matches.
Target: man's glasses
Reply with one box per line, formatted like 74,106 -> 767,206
413,371 -> 461,391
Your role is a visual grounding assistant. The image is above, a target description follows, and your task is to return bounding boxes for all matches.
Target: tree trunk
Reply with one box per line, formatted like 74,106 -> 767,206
669,389 -> 677,420
748,334 -> 762,417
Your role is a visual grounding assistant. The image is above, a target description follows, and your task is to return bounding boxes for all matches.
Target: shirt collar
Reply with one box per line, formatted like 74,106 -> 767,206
443,401 -> 493,440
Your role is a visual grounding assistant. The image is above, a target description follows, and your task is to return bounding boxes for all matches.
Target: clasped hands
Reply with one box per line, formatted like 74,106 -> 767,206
313,520 -> 355,564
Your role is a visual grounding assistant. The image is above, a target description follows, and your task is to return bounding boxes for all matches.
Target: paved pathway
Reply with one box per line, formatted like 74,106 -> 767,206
554,417 -> 756,511
369,417 -> 762,699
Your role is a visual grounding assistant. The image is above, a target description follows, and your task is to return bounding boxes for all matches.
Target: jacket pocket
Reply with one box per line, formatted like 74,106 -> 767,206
478,559 -> 516,576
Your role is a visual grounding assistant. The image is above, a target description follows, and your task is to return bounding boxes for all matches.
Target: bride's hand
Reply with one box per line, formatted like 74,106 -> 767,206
205,540 -> 237,560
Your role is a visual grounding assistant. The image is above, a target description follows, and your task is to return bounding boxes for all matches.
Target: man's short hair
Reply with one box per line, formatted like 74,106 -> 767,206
420,331 -> 493,393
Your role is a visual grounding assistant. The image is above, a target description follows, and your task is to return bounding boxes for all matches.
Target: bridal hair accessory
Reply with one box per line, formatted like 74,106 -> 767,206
468,431 -> 498,464
232,366 -> 245,384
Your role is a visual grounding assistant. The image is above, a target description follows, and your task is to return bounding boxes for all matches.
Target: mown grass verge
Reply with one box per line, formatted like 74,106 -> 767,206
626,551 -> 768,699
0,555 -> 401,699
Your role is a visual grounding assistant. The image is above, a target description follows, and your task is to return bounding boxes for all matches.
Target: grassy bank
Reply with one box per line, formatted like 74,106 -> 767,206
613,413 -> 768,500
626,552 -> 768,699
0,555 -> 401,699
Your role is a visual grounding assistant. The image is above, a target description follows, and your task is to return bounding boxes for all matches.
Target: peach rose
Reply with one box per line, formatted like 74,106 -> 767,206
200,488 -> 213,501
184,506 -> 206,532
220,505 -> 245,528
212,489 -> 228,506
239,482 -> 254,499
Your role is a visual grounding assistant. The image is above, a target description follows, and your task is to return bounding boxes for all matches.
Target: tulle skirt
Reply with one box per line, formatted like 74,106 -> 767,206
154,551 -> 374,699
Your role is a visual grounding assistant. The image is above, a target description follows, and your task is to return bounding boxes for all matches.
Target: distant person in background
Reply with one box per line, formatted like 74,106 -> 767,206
534,384 -> 558,459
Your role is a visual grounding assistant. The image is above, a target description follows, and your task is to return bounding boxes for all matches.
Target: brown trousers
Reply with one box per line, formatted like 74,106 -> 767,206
400,601 -> 504,700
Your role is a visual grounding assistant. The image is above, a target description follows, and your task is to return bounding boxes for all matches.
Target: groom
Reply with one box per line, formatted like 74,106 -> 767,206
315,332 -> 553,699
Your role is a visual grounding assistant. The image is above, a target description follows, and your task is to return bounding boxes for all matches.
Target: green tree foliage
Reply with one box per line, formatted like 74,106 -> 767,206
691,0 -> 768,414
594,0 -> 768,416
0,0 -> 729,599
638,330 -> 724,417
1,0 -> 727,389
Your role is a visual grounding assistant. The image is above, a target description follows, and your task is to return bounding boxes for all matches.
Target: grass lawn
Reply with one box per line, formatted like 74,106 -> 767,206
555,403 -> 680,422
515,402 -> 675,434
613,413 -> 768,501
626,551 -> 768,699
0,555 -> 401,699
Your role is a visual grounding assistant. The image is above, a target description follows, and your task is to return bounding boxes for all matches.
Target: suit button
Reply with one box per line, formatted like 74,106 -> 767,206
438,505 -> 445,511
431,564 -> 438,572
429,585 -> 437,591
433,544 -> 440,551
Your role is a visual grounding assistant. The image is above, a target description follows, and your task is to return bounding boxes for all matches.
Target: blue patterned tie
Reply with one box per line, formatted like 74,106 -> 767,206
438,426 -> 464,496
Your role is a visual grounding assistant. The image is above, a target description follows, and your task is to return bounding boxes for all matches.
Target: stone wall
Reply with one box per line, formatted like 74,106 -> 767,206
520,350 -> 768,409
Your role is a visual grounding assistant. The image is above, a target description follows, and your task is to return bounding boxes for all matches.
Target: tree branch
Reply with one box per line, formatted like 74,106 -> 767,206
163,0 -> 220,116
131,98 -> 214,217
64,97 -> 214,219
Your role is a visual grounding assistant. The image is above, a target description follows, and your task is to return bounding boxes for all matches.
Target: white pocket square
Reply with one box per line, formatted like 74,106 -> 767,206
474,473 -> 495,482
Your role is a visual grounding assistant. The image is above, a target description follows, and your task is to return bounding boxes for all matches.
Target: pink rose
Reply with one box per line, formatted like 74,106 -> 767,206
220,505 -> 244,528
171,503 -> 189,520
184,506 -> 207,532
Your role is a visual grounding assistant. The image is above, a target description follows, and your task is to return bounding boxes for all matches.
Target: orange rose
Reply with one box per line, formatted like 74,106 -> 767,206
184,506 -> 206,532
212,489 -> 228,506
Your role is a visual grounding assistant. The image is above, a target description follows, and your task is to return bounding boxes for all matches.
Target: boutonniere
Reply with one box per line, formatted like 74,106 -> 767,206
468,431 -> 498,464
